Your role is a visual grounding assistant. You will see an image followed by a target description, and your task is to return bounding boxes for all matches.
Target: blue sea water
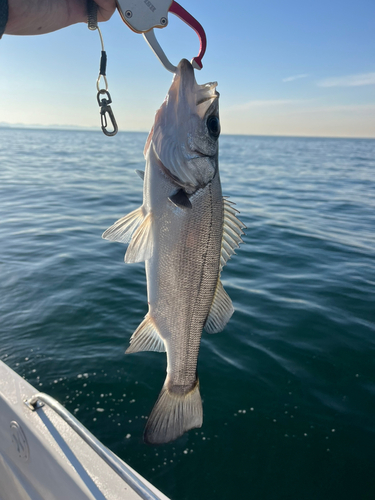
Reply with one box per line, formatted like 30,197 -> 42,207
1,127 -> 375,499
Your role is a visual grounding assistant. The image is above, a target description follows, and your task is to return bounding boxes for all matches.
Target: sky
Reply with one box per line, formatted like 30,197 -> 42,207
1,0 -> 374,137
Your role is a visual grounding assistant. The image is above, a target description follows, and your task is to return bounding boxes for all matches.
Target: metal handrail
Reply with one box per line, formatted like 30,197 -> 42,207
24,393 -> 162,500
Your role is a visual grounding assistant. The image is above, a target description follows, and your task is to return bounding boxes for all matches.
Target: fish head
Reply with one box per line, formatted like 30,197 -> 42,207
146,59 -> 220,193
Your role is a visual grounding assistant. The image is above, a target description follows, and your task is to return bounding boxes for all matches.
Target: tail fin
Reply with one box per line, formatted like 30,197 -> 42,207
144,379 -> 203,445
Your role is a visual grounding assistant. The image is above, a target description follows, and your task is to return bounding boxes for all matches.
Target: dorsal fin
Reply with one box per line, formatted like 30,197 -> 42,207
220,198 -> 246,270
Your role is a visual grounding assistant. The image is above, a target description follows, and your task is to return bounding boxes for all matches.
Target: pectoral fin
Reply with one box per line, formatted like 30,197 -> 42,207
102,206 -> 145,244
135,170 -> 145,180
169,189 -> 192,209
125,212 -> 153,263
204,280 -> 234,334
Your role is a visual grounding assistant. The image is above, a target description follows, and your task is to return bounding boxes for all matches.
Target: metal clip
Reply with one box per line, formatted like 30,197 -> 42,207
97,89 -> 118,137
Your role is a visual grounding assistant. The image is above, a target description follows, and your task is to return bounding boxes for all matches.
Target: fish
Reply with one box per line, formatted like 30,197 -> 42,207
103,59 -> 245,445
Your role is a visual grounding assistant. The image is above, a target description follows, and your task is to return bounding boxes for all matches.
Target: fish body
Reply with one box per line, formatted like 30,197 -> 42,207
103,59 -> 244,444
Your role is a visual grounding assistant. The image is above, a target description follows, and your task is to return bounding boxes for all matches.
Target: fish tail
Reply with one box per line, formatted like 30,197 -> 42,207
144,378 -> 203,445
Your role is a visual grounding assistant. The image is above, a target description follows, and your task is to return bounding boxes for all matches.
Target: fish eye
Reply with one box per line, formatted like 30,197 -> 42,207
206,115 -> 220,139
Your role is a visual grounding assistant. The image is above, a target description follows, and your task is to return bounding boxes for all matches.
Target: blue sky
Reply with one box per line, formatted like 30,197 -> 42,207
1,0 -> 374,137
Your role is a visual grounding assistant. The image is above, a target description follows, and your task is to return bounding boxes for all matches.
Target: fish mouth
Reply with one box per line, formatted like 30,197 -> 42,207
196,94 -> 218,106
174,59 -> 196,97
176,59 -> 219,108
177,59 -> 195,81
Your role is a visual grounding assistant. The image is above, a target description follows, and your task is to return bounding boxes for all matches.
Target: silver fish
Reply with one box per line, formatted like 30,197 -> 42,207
103,59 -> 245,445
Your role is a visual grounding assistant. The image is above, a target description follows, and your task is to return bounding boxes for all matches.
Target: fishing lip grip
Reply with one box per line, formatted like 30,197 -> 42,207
87,0 -> 206,135
116,0 -> 207,73
88,0 -> 118,137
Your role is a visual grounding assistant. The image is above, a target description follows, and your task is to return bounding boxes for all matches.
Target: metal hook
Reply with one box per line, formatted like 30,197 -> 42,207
97,89 -> 118,137
100,106 -> 118,137
168,1 -> 207,70
143,1 -> 207,73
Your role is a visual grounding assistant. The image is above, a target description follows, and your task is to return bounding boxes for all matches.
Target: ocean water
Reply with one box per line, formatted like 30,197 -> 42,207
1,127 -> 375,500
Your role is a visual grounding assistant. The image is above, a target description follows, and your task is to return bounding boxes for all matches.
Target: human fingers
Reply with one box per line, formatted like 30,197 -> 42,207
95,0 -> 117,22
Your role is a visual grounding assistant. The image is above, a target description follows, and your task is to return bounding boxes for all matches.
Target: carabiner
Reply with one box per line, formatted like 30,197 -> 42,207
97,89 -> 118,137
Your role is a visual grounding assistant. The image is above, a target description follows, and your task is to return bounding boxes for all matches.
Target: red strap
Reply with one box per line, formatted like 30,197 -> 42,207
169,1 -> 207,69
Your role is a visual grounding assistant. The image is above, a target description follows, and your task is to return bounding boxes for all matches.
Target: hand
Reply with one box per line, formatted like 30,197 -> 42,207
5,0 -> 116,36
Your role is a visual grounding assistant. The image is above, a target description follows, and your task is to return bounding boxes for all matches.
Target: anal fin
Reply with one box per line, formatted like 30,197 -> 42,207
126,315 -> 165,353
204,280 -> 234,334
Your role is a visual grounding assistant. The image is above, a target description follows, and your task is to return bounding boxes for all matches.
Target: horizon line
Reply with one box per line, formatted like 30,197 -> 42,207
0,123 -> 374,141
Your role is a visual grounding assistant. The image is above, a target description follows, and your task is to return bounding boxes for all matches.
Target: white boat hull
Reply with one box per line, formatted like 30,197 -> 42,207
0,360 -> 169,500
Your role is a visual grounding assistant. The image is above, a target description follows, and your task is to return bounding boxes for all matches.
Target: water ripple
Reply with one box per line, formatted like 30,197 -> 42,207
1,129 -> 375,500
